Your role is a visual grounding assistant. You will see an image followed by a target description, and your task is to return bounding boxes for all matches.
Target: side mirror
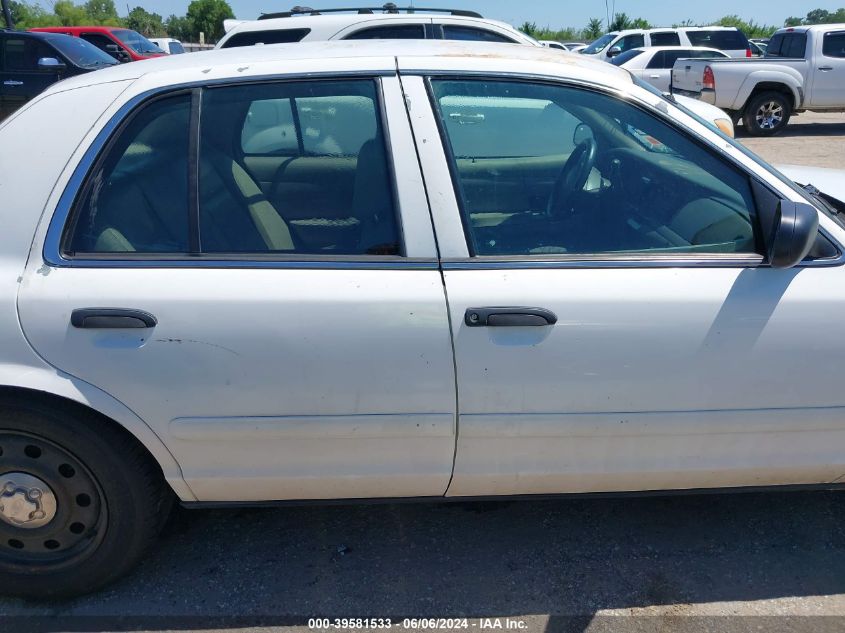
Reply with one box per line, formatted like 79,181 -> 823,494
37,57 -> 66,71
769,201 -> 819,268
607,46 -> 622,58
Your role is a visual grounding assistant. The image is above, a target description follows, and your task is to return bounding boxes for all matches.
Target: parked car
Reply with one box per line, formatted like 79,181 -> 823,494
0,30 -> 117,120
29,26 -> 166,62
611,46 -> 729,92
540,40 -> 568,50
217,4 -> 540,48
2,39 -> 843,599
148,37 -> 186,55
671,24 -> 845,135
748,40 -> 767,56
580,26 -> 751,61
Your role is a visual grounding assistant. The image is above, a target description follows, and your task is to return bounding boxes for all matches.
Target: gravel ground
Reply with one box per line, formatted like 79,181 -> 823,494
2,112 -> 845,633
738,111 -> 845,169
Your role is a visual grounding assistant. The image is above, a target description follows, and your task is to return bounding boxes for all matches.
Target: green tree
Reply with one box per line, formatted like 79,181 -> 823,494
186,0 -> 234,42
84,0 -> 120,24
784,16 -> 803,26
53,0 -> 89,25
519,21 -> 538,37
609,12 -> 631,31
585,17 -> 604,40
630,17 -> 651,29
165,14 -> 194,40
127,6 -> 164,36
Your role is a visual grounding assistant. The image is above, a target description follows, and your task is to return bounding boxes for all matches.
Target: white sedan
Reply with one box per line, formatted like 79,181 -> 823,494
1,40 -> 843,598
611,45 -> 729,92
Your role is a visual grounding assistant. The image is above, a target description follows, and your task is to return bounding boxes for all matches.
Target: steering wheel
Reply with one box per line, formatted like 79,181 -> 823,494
546,137 -> 598,216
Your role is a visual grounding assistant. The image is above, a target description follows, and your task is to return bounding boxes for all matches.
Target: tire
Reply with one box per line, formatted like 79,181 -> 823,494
742,91 -> 791,136
0,397 -> 173,598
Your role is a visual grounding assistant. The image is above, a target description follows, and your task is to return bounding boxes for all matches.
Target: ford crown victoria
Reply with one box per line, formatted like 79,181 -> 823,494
1,41 -> 843,597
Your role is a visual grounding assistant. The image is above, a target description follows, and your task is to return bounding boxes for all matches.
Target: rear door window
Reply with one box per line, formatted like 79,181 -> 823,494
343,24 -> 426,39
441,26 -> 516,43
221,28 -> 310,47
767,32 -> 807,58
650,31 -> 680,46
687,30 -> 748,51
823,32 -> 845,58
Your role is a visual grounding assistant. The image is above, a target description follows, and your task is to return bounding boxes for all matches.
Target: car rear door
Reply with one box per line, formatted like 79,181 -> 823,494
19,71 -> 457,503
403,71 -> 845,497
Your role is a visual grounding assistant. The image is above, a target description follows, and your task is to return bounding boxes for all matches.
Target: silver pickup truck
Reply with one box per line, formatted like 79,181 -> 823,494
672,24 -> 845,135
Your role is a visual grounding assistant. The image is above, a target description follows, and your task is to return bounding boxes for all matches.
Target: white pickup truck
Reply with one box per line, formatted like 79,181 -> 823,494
671,24 -> 845,135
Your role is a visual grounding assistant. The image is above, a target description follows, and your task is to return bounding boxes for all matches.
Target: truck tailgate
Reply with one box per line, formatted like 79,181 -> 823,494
671,60 -> 708,96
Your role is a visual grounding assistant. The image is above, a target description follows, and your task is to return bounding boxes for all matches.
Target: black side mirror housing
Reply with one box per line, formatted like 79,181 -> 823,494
769,201 -> 819,268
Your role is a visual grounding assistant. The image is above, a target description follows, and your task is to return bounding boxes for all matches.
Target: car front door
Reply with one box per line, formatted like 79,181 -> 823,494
0,36 -> 61,118
403,73 -> 845,497
18,74 -> 457,502
809,30 -> 845,107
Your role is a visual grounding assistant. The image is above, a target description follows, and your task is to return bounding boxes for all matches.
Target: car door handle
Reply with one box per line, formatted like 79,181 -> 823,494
819,66 -> 834,71
465,307 -> 557,327
71,308 -> 158,329
649,74 -> 661,79
3,80 -> 24,86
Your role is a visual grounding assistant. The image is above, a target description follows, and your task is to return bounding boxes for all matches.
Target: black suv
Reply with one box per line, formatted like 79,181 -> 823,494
1,29 -> 117,120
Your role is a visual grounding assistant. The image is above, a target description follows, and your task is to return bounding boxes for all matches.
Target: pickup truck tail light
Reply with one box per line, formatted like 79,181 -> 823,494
746,47 -> 752,57
703,66 -> 715,91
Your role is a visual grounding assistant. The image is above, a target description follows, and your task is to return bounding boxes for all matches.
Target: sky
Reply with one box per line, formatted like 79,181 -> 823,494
123,0 -> 845,28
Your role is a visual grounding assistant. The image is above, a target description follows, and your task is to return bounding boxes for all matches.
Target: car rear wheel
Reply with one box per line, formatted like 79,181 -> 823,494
743,92 -> 791,136
0,398 -> 173,598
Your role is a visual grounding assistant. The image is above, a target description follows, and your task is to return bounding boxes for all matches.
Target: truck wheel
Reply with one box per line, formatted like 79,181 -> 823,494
0,398 -> 173,598
743,92 -> 791,136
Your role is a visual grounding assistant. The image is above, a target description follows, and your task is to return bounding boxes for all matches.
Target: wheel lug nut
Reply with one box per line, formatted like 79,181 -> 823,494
28,488 -> 42,499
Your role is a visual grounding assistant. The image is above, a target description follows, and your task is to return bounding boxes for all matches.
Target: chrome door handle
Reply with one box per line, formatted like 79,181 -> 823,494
3,80 -> 24,87
465,307 -> 557,327
649,74 -> 661,79
819,66 -> 834,71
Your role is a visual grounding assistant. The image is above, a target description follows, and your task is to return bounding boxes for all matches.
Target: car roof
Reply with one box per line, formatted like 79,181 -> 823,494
226,13 -> 520,36
631,46 -> 724,52
44,40 -> 633,94
31,26 -> 128,34
775,24 -> 845,33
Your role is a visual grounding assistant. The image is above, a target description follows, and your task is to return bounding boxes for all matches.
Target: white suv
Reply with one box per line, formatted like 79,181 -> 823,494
581,26 -> 752,61
217,4 -> 540,48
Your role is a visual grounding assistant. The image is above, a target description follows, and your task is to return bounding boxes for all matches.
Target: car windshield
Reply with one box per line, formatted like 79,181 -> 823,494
47,35 -> 119,68
113,29 -> 162,54
611,49 -> 644,65
581,33 -> 616,54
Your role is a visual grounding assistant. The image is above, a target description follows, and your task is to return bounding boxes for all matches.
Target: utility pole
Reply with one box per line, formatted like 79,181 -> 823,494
2,0 -> 14,30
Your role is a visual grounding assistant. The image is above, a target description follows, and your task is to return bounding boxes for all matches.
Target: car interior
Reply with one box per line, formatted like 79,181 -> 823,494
68,81 -> 401,257
432,80 -> 760,257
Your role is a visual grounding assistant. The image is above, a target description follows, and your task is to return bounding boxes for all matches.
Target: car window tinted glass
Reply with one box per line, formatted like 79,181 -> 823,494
582,33 -> 616,54
169,42 -> 186,54
431,79 -> 759,257
687,30 -> 748,50
221,28 -> 311,47
200,80 -> 400,255
344,24 -> 425,39
3,38 -> 55,71
113,29 -> 160,54
645,50 -> 667,68
823,32 -> 845,58
442,26 -> 515,43
617,34 -> 645,52
766,32 -> 807,57
610,49 -> 644,65
67,95 -> 191,254
47,35 -> 117,67
650,32 -> 680,46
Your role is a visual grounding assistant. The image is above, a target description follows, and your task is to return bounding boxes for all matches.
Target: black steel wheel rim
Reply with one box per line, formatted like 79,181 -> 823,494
0,431 -> 107,570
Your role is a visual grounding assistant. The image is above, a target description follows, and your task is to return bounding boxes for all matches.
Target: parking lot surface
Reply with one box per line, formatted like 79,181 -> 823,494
1,113 -> 844,633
